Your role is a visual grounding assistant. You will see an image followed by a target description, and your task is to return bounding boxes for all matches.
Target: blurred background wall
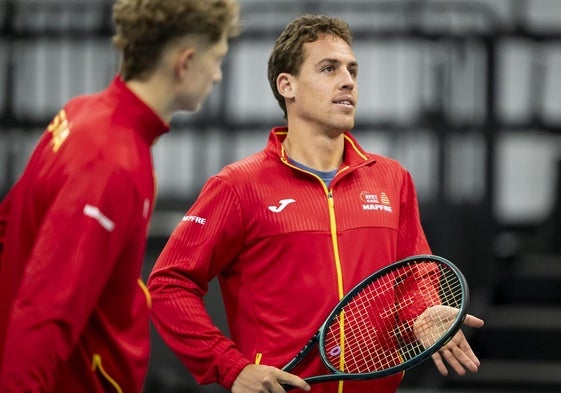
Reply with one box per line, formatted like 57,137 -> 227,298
1,0 -> 560,392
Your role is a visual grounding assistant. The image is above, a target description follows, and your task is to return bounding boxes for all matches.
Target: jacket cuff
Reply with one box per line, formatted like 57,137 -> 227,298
219,351 -> 252,389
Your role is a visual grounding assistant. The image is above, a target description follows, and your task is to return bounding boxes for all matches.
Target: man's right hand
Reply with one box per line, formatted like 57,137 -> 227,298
231,364 -> 311,393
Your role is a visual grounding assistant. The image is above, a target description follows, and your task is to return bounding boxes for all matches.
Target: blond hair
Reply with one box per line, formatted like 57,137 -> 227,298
112,0 -> 240,80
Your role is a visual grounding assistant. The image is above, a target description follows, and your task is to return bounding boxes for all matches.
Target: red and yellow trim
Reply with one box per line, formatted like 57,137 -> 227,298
91,354 -> 123,393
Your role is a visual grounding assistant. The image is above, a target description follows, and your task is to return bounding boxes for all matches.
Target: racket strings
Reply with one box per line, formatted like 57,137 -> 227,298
322,260 -> 464,374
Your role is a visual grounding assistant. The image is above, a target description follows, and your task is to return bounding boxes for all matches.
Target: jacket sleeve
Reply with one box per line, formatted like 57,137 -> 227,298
396,170 -> 431,259
148,176 -> 251,389
395,169 -> 440,332
0,164 -> 141,392
395,261 -> 441,337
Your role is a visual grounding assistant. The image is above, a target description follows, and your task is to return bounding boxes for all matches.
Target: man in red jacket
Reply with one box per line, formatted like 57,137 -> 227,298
0,1 -> 240,392
148,14 -> 484,393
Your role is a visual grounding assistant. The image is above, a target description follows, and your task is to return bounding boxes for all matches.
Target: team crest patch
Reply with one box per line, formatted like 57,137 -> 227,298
360,191 -> 392,212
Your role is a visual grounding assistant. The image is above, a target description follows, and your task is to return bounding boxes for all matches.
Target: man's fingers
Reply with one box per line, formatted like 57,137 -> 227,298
435,330 -> 482,375
277,371 -> 311,392
458,340 -> 481,370
452,344 -> 481,374
431,351 -> 449,376
463,314 -> 485,328
440,347 -> 466,375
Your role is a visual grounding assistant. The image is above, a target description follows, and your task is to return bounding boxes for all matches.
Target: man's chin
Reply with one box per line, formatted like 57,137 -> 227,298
339,120 -> 355,131
184,102 -> 202,113
333,113 -> 355,131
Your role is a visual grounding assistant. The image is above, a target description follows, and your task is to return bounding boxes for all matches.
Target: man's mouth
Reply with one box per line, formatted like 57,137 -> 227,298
333,97 -> 355,107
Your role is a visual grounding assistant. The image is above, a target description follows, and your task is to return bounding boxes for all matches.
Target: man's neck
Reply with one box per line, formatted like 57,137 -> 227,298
282,127 -> 344,172
126,74 -> 174,124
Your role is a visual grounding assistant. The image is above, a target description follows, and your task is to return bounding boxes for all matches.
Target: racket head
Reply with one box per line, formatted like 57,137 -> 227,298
317,254 -> 469,381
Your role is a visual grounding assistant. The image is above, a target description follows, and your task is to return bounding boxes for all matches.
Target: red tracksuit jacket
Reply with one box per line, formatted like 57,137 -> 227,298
0,76 -> 168,392
149,128 -> 432,393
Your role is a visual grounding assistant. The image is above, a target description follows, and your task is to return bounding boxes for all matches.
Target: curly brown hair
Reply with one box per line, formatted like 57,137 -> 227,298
267,14 -> 353,118
112,0 -> 240,81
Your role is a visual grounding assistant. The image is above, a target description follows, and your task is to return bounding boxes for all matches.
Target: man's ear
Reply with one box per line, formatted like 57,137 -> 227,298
277,73 -> 295,99
175,47 -> 196,77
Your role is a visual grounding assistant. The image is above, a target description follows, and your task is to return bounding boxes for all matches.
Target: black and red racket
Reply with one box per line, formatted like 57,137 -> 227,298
282,254 -> 469,387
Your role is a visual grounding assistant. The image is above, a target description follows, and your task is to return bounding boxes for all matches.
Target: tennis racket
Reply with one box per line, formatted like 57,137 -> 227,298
282,254 -> 469,388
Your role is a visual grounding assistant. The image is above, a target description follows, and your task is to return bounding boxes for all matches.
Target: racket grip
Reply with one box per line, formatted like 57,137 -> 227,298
281,383 -> 297,391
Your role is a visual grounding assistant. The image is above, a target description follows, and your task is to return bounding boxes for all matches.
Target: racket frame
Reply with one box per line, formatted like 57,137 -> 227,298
283,254 -> 470,385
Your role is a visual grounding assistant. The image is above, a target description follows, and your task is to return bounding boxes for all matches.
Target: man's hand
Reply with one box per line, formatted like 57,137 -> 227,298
231,364 -> 311,393
430,314 -> 484,375
413,305 -> 484,376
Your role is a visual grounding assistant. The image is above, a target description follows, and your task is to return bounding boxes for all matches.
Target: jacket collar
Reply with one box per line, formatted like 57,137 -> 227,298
106,75 -> 170,146
267,126 -> 376,169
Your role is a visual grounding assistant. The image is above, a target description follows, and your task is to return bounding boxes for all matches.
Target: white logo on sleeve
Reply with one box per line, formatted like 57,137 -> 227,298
268,199 -> 296,213
182,215 -> 207,225
83,204 -> 115,232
